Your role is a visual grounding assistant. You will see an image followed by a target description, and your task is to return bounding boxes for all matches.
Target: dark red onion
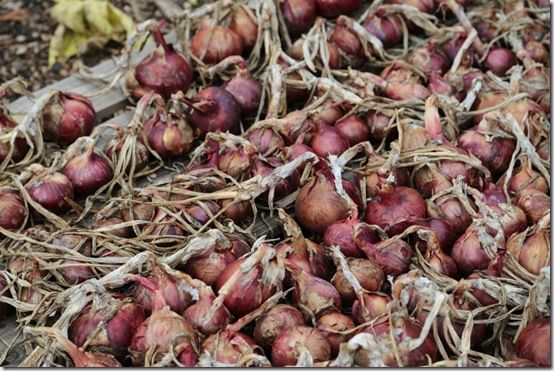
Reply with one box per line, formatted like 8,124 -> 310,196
335,115 -> 369,145
323,214 -> 368,258
220,198 -> 253,222
224,63 -> 262,117
427,195 -> 473,236
451,223 -> 495,277
190,20 -> 243,64
181,200 -> 221,226
484,48 -> 517,76
187,87 -> 241,136
217,146 -> 251,179
64,145 -> 113,196
42,92 -> 95,145
414,218 -> 457,252
272,326 -> 331,366
316,0 -> 361,18
362,10 -> 403,48
246,128 -> 285,156
26,171 -> 74,213
356,233 -> 414,277
281,0 -> 317,37
0,189 -> 26,230
515,318 -> 551,367
254,304 -> 305,347
133,26 -> 193,98
310,124 -> 349,157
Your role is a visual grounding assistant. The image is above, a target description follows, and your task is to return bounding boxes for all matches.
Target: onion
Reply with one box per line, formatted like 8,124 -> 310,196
181,200 -> 221,226
323,214 -> 370,258
406,45 -> 450,77
427,195 -> 473,236
145,207 -> 185,240
482,182 -> 507,206
366,185 -> 426,235
223,64 -> 262,118
331,258 -> 384,303
190,20 -> 243,64
132,260 -> 192,315
183,285 -> 232,336
295,163 -> 360,233
122,197 -> 155,229
536,139 -> 550,161
502,156 -> 549,195
217,146 -> 251,179
201,330 -> 258,365
8,257 -> 44,304
142,111 -> 194,160
0,189 -> 26,230
390,0 -> 436,13
316,0 -> 361,18
451,223 -> 495,277
515,317 -> 551,367
41,92 -> 95,145
95,216 -> 132,238
488,203 -> 527,238
457,123 -> 516,176
281,0 -> 317,37
289,264 -> 342,316
484,48 -> 517,76
60,258 -> 94,284
424,244 -> 458,278
104,134 -> 149,172
335,115 -> 369,145
278,59 -> 310,105
220,198 -> 253,222
246,128 -> 285,157
362,10 -> 403,48
69,296 -> 146,361
364,165 -> 410,197
330,23 -> 364,63
442,33 -> 475,64
364,110 -> 392,141
254,304 -> 305,347
132,26 -> 193,98
310,124 -> 349,157
184,237 -> 249,286
187,87 -> 241,136
63,143 -> 113,196
310,102 -> 344,127
276,237 -> 332,280
519,40 -> 548,64
351,292 -> 390,324
515,189 -> 550,224
26,170 -> 74,213
507,222 -> 549,275
356,233 -> 414,277
316,311 -> 355,357
250,158 -> 300,201
354,316 -> 437,367
290,39 -> 342,70
0,114 -> 28,163
271,326 -> 331,366
214,257 -> 275,317
229,4 -> 258,51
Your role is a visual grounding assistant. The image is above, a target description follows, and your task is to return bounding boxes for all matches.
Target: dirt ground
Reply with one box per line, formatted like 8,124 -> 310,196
0,0 -> 162,92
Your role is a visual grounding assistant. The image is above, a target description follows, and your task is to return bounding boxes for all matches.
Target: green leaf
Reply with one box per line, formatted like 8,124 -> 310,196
48,0 -> 135,68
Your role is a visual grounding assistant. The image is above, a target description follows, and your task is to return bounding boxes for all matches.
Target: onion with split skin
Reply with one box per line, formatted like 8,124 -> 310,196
184,285 -> 232,336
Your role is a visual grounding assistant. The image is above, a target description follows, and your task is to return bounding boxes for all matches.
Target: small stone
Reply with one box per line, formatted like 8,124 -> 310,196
15,35 -> 25,43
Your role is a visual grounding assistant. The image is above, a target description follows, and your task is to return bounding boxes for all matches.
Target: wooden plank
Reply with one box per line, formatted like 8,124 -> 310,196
0,315 -> 24,368
7,33 -> 176,122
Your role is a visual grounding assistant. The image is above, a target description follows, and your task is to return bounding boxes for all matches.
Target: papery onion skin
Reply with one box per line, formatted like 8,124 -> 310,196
515,317 -> 551,367
26,172 -> 74,213
316,311 -> 355,357
134,27 -> 193,98
275,238 -> 332,280
451,224 -> 493,277
271,326 -> 331,366
281,0 -> 317,37
331,258 -> 384,303
253,304 -> 305,348
201,330 -> 258,365
427,194 -> 473,236
64,151 -> 113,196
246,128 -> 285,157
290,265 -> 342,316
95,216 -> 132,238
184,286 -> 232,336
351,292 -> 390,324
188,87 -> 242,136
42,92 -> 96,145
60,259 -> 94,284
366,185 -> 427,235
250,158 -> 300,201
507,227 -> 550,275
69,300 -> 146,361
0,114 -> 28,163
0,189 -> 26,230
363,11 -> 403,48
142,113 -> 194,160
515,189 -> 550,224
190,21 -> 243,64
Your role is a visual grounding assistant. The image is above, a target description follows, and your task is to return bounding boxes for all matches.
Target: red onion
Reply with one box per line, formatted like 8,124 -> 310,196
129,304 -> 198,366
69,297 -> 146,361
488,203 -> 527,238
184,237 -> 249,286
214,257 -> 275,317
133,26 -> 193,98
362,10 -> 403,48
484,48 -> 517,76
442,34 -> 475,65
290,39 -> 342,70
63,144 -> 113,196
295,163 -> 360,233
281,0 -> 317,37
187,87 -> 241,136
246,128 -> 285,156
42,92 -> 95,145
310,124 -> 349,157
95,216 -> 132,238
414,218 -> 457,253
364,110 -> 392,141
407,45 -> 450,77
271,325 -> 331,366
427,195 -> 473,236
335,115 -> 369,145
428,72 -> 454,95
323,214 -> 370,258
356,233 -> 414,277
316,311 -> 355,357
316,0 -> 361,18
507,222 -> 549,275
515,317 -> 551,367
8,257 -> 43,305
217,146 -> 251,179
145,207 -> 185,240
424,244 -> 458,278
389,0 -> 436,13
457,123 -> 516,176
515,189 -> 550,224
60,258 -> 94,284
278,59 -> 310,105
311,102 -> 345,127
132,260 -> 192,315
26,170 -> 74,213
354,316 -> 437,367
366,185 -> 426,235
364,164 -> 410,197
122,198 -> 155,229
536,140 -> 550,162
223,64 -> 262,117
276,237 -> 332,280
201,329 -> 258,365
351,292 -> 390,324
250,157 -> 300,201
0,114 -> 28,163
482,182 -> 508,206
190,20 -> 243,64
0,189 -> 26,230
519,40 -> 548,64
331,258 -> 384,303
183,285 -> 232,336
451,223 -> 495,277
181,200 -> 221,226
220,198 -> 253,222
229,4 -> 258,51
330,23 -> 364,63
254,304 -> 305,347
505,359 -> 541,367
142,112 -> 194,160
503,156 -> 549,195
104,134 -> 149,172
289,264 -> 342,316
